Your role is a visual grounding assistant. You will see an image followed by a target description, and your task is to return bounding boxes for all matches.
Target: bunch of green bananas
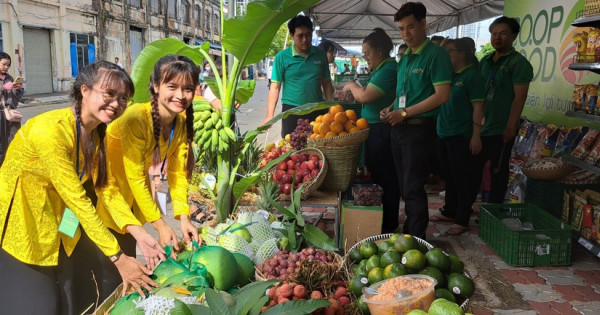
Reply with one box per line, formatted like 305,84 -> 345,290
192,99 -> 236,153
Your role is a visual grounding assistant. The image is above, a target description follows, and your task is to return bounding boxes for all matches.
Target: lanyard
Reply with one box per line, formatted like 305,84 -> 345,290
401,55 -> 419,95
160,120 -> 176,174
75,115 -> 93,180
486,52 -> 512,89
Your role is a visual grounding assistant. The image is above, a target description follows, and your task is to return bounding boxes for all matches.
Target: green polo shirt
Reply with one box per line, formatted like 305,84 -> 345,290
437,64 -> 485,138
480,48 -> 533,136
362,58 -> 397,124
271,44 -> 330,106
393,39 -> 453,118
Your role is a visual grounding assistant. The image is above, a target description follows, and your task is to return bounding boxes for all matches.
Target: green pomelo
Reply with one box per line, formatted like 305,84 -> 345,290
191,246 -> 239,291
232,252 -> 255,286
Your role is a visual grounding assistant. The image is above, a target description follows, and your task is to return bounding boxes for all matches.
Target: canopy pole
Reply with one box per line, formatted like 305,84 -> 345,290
455,12 -> 460,38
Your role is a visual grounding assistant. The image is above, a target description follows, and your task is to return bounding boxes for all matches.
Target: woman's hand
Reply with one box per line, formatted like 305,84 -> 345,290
470,136 -> 482,155
126,225 -> 166,270
342,81 -> 357,92
114,254 -> 157,297
180,214 -> 200,244
152,218 -> 179,255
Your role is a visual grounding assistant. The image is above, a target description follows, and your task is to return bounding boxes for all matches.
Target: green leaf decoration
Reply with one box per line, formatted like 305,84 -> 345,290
233,280 -> 278,315
204,288 -> 232,315
266,190 -> 295,218
130,39 -> 209,103
303,223 -> 338,251
205,78 -> 256,105
186,304 -> 211,314
263,299 -> 331,315
249,295 -> 270,315
222,0 -> 321,66
232,150 -> 291,199
287,224 -> 296,250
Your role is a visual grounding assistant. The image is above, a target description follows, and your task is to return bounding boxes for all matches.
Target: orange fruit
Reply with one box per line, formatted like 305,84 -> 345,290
344,120 -> 357,132
349,126 -> 361,133
345,109 -> 357,121
330,121 -> 344,134
325,131 -> 338,138
339,131 -> 349,136
322,113 -> 334,124
314,134 -> 324,139
309,121 -> 315,126
309,133 -> 318,139
313,122 -> 321,133
318,122 -> 331,135
334,112 -> 348,124
356,118 -> 369,130
330,104 -> 344,115
315,115 -> 323,123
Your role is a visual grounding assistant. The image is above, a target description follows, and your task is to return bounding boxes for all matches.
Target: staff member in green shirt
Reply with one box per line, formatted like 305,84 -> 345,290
480,16 -> 533,203
434,38 -> 485,235
343,28 -> 400,233
380,2 -> 452,239
262,15 -> 333,137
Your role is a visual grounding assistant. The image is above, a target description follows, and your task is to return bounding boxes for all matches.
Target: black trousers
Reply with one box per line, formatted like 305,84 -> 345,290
71,229 -> 137,314
0,247 -> 73,315
390,123 -> 436,239
436,135 -> 484,226
481,135 -> 515,203
365,123 -> 401,232
281,104 -> 328,138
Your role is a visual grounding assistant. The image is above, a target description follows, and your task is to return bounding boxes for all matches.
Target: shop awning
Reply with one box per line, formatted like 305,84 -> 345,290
309,0 -> 504,44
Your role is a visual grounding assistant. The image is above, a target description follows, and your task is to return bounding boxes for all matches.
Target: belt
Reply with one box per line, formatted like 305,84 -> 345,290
404,117 -> 436,125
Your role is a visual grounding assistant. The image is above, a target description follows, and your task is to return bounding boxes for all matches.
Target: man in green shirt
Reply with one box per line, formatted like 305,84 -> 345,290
480,16 -> 533,203
261,15 -> 333,137
380,2 -> 453,239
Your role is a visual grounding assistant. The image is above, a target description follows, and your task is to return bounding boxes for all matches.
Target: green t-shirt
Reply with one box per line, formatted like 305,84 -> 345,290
362,58 -> 397,124
437,64 -> 485,138
393,39 -> 453,118
480,48 -> 533,136
271,45 -> 331,106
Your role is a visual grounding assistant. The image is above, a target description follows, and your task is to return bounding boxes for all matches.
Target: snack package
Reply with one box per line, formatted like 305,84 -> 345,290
574,31 -> 588,62
587,29 -> 600,62
507,172 -> 527,203
571,129 -> 599,159
585,138 -> 600,165
573,84 -> 587,111
571,127 -> 590,151
554,127 -> 582,157
541,126 -> 560,157
571,190 -> 588,232
587,84 -> 599,114
562,190 -> 572,223
530,124 -> 549,159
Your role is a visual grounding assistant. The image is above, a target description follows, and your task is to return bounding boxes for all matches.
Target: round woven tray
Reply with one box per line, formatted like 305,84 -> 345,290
522,158 -> 575,181
254,251 -> 344,281
307,144 -> 361,191
277,148 -> 328,201
344,234 -> 471,312
307,128 -> 369,147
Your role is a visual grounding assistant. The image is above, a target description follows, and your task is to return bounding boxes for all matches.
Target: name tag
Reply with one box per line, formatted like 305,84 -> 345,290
58,208 -> 79,238
398,96 -> 407,109
486,86 -> 495,101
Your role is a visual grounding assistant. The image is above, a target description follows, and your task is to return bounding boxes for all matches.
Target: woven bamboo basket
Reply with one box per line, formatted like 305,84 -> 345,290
255,251 -> 344,281
307,128 -> 369,147
522,158 -> 575,181
307,144 -> 361,191
277,148 -> 328,201
344,234 -> 471,312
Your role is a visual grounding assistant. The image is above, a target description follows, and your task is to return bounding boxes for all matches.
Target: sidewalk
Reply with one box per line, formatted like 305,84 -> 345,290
19,92 -> 70,107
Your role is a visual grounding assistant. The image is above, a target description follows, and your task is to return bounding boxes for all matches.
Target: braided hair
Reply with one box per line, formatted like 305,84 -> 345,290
70,61 -> 134,188
148,55 -> 200,179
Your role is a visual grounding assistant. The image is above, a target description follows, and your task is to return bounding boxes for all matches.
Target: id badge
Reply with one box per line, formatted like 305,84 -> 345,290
398,95 -> 407,109
58,208 -> 79,238
486,86 -> 495,101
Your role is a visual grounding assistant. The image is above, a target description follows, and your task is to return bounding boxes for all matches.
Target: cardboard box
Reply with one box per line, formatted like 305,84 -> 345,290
339,200 -> 382,253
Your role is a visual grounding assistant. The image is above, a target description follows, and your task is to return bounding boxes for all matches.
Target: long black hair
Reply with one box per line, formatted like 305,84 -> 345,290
70,61 -> 134,188
148,55 -> 200,179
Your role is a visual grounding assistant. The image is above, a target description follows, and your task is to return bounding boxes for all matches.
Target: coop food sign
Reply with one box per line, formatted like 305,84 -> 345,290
506,0 -> 600,126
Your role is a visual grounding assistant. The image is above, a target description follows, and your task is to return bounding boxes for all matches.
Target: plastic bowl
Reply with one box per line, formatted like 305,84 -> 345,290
360,274 -> 436,315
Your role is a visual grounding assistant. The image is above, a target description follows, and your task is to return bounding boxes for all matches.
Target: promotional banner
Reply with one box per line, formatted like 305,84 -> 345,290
506,0 -> 600,127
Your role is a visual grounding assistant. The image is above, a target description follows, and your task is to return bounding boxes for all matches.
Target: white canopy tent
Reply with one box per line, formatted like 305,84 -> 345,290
309,0 -> 504,44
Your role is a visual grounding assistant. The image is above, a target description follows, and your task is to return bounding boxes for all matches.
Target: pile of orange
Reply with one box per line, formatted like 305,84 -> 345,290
309,104 -> 369,139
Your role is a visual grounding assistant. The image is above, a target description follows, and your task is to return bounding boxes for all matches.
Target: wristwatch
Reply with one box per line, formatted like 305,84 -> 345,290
400,109 -> 408,118
109,250 -> 124,263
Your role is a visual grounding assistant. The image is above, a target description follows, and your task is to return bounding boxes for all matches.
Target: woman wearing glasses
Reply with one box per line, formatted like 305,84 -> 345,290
0,61 -> 162,314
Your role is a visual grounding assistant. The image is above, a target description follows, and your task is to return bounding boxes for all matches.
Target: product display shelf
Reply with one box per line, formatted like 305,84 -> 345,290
570,15 -> 600,73
563,155 -> 600,175
572,15 -> 600,27
578,236 -> 600,258
568,62 -> 600,74
565,110 -> 600,123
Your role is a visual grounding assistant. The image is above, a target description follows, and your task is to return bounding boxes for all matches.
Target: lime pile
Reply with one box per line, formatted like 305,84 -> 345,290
407,298 -> 474,315
347,234 -> 474,308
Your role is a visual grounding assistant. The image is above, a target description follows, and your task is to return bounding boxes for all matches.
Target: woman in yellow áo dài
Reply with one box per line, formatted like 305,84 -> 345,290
99,55 -> 200,256
0,61 -> 161,314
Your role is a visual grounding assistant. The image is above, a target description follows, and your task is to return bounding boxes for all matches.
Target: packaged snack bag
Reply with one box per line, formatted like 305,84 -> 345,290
574,31 -> 588,61
587,29 -> 600,62
573,84 -> 587,111
587,84 -> 599,114
571,129 -> 600,159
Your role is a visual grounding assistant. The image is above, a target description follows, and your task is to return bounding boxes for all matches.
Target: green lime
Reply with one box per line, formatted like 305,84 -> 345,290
360,241 -> 379,259
380,250 -> 402,268
401,249 -> 426,270
356,298 -> 370,314
355,266 -> 369,278
349,276 -> 369,297
435,288 -> 457,303
448,254 -> 465,274
383,263 -> 408,279
359,258 -> 368,270
407,310 -> 428,315
351,264 -> 361,275
389,233 -> 402,243
428,298 -> 464,315
365,255 -> 381,272
419,266 -> 446,288
349,248 -> 363,263
394,234 -> 418,253
447,273 -> 474,298
425,248 -> 451,272
378,241 -> 392,254
367,267 -> 384,284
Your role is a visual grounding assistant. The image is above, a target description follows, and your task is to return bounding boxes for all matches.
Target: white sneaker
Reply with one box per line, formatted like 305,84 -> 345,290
439,191 -> 445,197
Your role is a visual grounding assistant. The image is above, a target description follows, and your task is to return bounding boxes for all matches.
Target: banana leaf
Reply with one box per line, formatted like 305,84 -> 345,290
130,39 -> 209,103
263,300 -> 331,315
205,78 -> 256,105
233,280 -> 277,315
303,223 -> 338,251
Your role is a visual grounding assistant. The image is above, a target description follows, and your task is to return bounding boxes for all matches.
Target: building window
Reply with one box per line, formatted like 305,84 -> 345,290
150,0 -> 160,13
205,9 -> 211,31
129,0 -> 141,8
168,0 -> 176,18
195,5 -> 201,27
214,13 -> 219,35
0,24 -> 3,52
70,33 -> 95,76
183,1 -> 191,24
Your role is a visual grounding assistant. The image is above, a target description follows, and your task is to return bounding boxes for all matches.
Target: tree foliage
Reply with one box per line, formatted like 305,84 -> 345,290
267,23 -> 292,58
476,42 -> 494,60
